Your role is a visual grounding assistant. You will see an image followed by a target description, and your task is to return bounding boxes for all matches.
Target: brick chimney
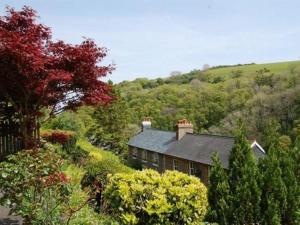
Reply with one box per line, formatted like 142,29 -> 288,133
141,117 -> 151,132
176,119 -> 193,140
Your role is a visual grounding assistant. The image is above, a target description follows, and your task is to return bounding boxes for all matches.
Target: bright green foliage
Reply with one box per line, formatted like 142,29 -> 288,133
228,127 -> 261,225
104,169 -> 208,225
279,135 -> 292,151
259,147 -> 287,225
77,140 -> 133,175
0,146 -> 70,224
206,153 -> 230,225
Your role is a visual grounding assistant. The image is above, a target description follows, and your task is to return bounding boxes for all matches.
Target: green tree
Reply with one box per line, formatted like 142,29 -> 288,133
261,119 -> 280,152
228,125 -> 261,225
207,153 -> 230,225
292,137 -> 300,181
259,146 -> 287,225
280,148 -> 300,225
88,86 -> 130,154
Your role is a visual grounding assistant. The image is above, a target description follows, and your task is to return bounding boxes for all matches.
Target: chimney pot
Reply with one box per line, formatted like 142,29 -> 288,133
141,117 -> 151,131
176,119 -> 193,140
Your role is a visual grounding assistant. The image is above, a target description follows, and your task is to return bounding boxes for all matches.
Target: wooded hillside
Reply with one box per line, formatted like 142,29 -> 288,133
118,60 -> 300,148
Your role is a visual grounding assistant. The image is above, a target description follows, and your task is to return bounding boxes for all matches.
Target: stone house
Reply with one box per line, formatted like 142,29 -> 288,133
128,118 -> 265,185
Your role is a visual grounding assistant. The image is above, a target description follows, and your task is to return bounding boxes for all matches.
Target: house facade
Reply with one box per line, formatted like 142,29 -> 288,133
128,118 -> 265,185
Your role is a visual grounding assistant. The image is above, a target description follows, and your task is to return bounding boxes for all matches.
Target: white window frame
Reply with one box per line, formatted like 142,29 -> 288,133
142,150 -> 147,163
152,152 -> 159,166
173,159 -> 179,170
189,162 -> 196,175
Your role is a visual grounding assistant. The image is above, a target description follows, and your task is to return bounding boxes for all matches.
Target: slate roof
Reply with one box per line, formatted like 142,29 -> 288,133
128,129 -> 176,154
164,133 -> 265,168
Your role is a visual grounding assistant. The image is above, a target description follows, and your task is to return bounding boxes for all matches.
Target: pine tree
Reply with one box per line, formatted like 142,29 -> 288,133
228,126 -> 261,225
207,153 -> 230,225
259,146 -> 287,225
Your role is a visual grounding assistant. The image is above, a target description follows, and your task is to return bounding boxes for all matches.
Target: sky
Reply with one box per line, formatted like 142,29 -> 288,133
1,0 -> 300,83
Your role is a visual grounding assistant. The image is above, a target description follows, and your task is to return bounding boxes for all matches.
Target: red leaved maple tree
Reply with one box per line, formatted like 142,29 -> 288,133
0,6 -> 114,148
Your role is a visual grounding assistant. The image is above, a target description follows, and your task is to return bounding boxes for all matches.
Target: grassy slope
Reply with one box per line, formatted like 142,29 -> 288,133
204,60 -> 300,78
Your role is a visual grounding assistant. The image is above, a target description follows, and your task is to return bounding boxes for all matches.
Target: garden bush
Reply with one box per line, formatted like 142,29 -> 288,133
104,169 -> 208,225
41,129 -> 77,147
42,108 -> 87,137
0,147 -> 70,224
41,130 -> 88,164
81,155 -> 133,212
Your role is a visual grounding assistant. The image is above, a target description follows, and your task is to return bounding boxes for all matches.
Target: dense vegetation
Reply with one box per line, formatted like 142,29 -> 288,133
118,61 -> 300,148
208,125 -> 300,225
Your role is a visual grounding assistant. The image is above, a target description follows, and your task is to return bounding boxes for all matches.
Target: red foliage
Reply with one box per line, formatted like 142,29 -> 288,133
41,130 -> 74,145
43,172 -> 69,187
0,6 -> 114,147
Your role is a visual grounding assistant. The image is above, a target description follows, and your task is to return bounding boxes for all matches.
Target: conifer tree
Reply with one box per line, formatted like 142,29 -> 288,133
87,85 -> 130,154
228,125 -> 261,225
279,148 -> 300,225
292,137 -> 300,182
207,153 -> 230,225
259,146 -> 287,225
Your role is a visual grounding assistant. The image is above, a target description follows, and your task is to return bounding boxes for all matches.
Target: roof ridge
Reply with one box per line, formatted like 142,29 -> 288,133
146,128 -> 176,134
185,132 -> 235,139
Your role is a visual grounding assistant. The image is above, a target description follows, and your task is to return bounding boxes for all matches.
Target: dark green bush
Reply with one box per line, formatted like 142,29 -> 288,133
81,156 -> 132,188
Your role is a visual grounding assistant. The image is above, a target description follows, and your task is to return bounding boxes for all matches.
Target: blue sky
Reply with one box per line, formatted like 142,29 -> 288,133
1,0 -> 300,83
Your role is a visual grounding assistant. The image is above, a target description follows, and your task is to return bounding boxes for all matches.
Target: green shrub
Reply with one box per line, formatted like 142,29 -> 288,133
77,140 -> 133,177
81,155 -> 134,213
43,111 -> 86,136
82,155 -> 133,186
104,169 -> 208,225
0,147 -> 70,224
126,157 -> 142,170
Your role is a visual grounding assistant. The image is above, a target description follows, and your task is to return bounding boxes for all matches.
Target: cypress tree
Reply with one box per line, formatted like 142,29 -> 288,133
228,126 -> 261,225
259,146 -> 287,225
279,148 -> 300,225
207,153 -> 230,225
292,137 -> 300,182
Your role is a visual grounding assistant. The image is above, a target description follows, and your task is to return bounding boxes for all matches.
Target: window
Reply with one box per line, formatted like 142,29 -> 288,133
152,153 -> 159,166
142,150 -> 147,162
132,148 -> 137,159
173,159 -> 179,170
190,162 -> 202,179
189,162 -> 196,176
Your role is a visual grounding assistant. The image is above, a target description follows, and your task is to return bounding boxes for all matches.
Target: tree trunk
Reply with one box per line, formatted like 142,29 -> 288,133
19,113 -> 39,149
